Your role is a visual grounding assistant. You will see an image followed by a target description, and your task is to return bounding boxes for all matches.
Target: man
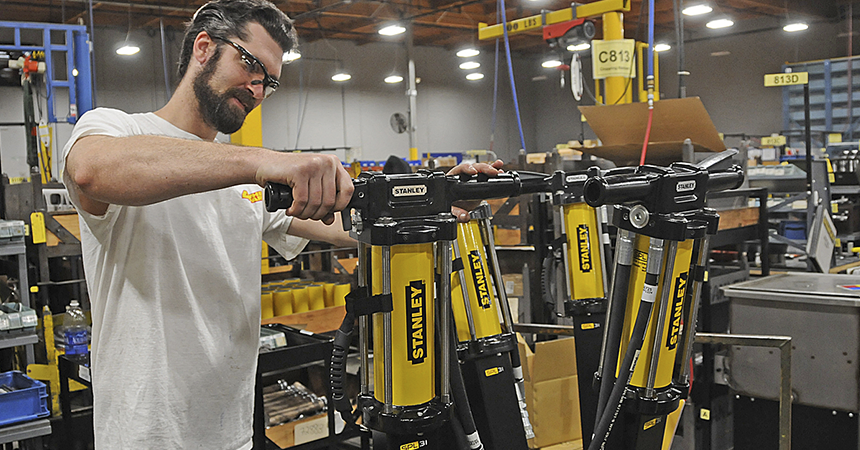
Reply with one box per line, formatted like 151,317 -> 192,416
62,0 -> 502,448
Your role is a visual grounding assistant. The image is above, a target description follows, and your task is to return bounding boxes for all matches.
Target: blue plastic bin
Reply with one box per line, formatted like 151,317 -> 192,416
779,220 -> 807,240
0,371 -> 50,427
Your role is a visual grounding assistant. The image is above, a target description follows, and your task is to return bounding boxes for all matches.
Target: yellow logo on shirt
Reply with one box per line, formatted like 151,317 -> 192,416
242,190 -> 263,203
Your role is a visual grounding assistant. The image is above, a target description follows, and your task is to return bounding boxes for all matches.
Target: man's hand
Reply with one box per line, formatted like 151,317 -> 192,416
447,159 -> 505,222
256,153 -> 354,225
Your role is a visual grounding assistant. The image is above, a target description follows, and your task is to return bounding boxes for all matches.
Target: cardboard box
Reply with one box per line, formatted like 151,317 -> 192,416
502,273 -> 524,297
542,439 -> 584,450
579,97 -> 726,166
518,335 -> 582,448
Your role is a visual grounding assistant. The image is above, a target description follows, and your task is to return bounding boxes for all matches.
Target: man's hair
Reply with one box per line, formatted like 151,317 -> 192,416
178,0 -> 297,78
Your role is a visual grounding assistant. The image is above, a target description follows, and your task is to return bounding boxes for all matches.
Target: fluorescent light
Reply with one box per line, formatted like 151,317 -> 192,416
282,50 -> 301,63
459,61 -> 481,70
783,22 -> 809,32
466,73 -> 484,81
710,50 -> 730,57
331,72 -> 352,82
654,43 -> 671,52
116,44 -> 140,56
384,75 -> 403,84
542,59 -> 562,68
707,18 -> 734,29
567,43 -> 590,52
682,4 -> 712,16
379,24 -> 406,36
457,48 -> 480,58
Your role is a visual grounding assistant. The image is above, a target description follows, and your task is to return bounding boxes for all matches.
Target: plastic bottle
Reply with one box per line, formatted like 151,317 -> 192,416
63,300 -> 89,358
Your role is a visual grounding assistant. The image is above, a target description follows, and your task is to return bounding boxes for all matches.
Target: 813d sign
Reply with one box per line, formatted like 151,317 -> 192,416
764,72 -> 808,87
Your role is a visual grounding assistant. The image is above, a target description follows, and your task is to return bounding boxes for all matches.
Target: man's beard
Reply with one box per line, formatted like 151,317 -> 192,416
193,52 -> 256,135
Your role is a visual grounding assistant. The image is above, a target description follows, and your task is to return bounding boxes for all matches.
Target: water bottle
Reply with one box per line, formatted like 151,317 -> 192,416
63,300 -> 89,358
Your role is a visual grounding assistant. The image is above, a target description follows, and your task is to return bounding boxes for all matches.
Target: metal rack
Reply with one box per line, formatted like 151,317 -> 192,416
0,237 -> 51,447
783,57 -> 860,141
0,21 -> 93,124
254,324 -> 360,450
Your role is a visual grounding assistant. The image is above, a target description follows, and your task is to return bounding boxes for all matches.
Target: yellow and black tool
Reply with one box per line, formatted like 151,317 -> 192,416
524,169 -> 614,447
450,202 -> 533,450
265,169 -> 548,450
582,151 -> 744,450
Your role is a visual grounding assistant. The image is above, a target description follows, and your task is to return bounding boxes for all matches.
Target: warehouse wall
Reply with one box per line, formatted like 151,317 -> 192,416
0,25 -> 531,180
2,14 -> 859,180
527,14 -> 859,153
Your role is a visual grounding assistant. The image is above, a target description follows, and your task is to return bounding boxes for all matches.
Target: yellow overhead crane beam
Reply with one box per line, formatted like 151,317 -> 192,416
477,0 -> 630,41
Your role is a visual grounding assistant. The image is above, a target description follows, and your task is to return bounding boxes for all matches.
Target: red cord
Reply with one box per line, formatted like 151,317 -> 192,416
689,356 -> 694,395
639,107 -> 654,166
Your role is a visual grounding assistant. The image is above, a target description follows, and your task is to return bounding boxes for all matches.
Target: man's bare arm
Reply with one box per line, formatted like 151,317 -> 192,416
65,135 -> 353,222
287,214 -> 356,248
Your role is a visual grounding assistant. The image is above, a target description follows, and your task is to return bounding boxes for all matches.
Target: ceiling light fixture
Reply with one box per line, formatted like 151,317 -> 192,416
459,61 -> 481,70
116,44 -> 140,56
682,4 -> 712,16
283,49 -> 301,63
332,72 -> 352,82
567,43 -> 590,52
783,22 -> 809,32
379,24 -> 406,36
384,75 -> 404,84
116,5 -> 139,56
457,48 -> 480,58
706,18 -> 734,29
542,59 -> 562,68
466,73 -> 484,81
653,43 -> 671,52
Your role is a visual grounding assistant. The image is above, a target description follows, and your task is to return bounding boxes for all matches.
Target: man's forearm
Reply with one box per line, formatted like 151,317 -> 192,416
66,134 -> 267,206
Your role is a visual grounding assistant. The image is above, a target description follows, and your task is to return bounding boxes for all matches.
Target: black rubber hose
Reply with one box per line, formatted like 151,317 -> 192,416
445,307 -> 484,450
541,252 -> 558,312
588,299 -> 654,450
594,262 -> 632,426
330,311 -> 357,425
449,410 -> 471,450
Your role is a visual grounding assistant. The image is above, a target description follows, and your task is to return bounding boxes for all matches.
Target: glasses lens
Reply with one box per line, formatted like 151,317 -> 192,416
264,84 -> 276,98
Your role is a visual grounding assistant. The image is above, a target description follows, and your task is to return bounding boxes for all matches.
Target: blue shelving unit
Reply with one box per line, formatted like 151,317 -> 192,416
0,21 -> 93,124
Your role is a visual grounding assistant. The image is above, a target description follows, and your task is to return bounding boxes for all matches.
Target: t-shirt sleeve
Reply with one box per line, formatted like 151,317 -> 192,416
262,212 -> 309,261
61,108 -> 136,228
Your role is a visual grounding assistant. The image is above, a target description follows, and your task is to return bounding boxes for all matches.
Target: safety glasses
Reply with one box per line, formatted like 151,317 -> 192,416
213,35 -> 280,98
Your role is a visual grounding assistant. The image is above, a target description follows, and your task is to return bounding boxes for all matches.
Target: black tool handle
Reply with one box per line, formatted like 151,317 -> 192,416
517,170 -> 554,195
583,173 -> 657,207
264,182 -> 293,212
705,166 -> 745,192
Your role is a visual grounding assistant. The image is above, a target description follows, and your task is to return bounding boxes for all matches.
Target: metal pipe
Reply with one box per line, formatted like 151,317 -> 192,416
597,205 -> 611,295
480,215 -> 514,332
439,242 -> 453,403
87,0 -> 97,106
677,236 -> 710,384
556,206 -> 574,303
406,24 -> 418,160
358,242 -> 370,395
159,17 -> 171,102
452,240 -> 478,341
646,240 -> 676,397
382,245 -> 393,413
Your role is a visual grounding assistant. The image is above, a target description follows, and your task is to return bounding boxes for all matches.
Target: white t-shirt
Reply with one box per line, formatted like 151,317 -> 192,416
61,108 -> 309,450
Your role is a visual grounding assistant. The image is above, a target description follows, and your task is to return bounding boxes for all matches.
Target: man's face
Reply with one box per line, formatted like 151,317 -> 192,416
192,23 -> 284,134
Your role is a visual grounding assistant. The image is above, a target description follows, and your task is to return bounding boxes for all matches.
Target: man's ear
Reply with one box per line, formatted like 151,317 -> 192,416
192,31 -> 216,66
